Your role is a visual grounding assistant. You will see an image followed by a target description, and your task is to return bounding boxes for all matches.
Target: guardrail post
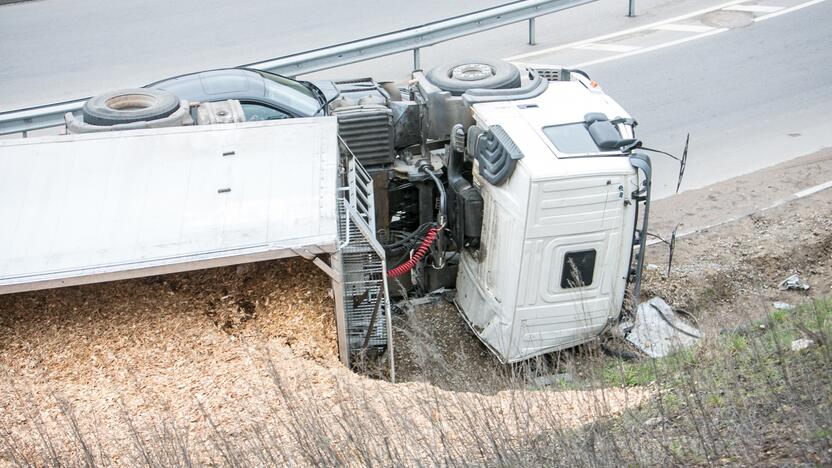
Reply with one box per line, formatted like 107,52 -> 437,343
528,18 -> 536,45
628,0 -> 635,17
413,48 -> 421,70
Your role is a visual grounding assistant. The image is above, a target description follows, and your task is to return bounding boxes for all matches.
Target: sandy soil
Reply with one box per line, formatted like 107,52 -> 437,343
1,148 -> 830,463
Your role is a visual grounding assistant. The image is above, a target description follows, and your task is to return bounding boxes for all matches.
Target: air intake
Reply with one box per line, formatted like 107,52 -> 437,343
532,67 -> 571,82
334,105 -> 395,170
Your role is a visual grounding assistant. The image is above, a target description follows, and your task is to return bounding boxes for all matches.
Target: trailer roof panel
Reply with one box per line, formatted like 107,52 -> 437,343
0,118 -> 340,293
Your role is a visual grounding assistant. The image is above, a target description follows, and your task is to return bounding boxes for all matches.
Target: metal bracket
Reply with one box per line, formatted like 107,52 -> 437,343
291,248 -> 341,284
628,153 -> 652,303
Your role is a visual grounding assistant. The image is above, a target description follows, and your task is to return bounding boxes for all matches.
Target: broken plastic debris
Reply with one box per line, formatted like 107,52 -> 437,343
778,274 -> 810,291
772,301 -> 795,310
790,338 -> 814,352
401,288 -> 450,306
623,297 -> 702,358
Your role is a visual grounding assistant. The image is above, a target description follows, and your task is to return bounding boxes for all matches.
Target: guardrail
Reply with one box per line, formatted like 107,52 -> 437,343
0,0 -> 597,137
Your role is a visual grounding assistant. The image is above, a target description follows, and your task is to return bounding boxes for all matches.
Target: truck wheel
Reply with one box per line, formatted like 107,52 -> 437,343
82,88 -> 181,126
425,59 -> 521,96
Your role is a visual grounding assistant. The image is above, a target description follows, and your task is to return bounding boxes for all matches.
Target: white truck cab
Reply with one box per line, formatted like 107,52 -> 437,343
458,74 -> 643,362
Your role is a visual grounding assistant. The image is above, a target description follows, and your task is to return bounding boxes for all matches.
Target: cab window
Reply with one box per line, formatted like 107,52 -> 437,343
240,103 -> 291,121
542,123 -> 600,155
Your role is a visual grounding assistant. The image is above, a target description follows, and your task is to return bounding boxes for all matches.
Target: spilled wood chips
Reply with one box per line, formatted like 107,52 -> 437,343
0,258 -> 649,464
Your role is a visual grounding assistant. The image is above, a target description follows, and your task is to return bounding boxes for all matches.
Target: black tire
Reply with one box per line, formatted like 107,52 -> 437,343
82,88 -> 181,126
425,59 -> 522,96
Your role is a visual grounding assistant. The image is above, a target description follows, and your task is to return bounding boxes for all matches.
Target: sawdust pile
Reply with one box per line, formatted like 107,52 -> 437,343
0,257 -> 649,464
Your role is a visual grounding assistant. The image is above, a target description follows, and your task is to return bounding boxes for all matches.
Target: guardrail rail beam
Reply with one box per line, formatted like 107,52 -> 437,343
0,0 -> 597,137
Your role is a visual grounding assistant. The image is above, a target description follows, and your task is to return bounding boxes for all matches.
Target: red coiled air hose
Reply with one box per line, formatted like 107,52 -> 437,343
387,227 -> 439,278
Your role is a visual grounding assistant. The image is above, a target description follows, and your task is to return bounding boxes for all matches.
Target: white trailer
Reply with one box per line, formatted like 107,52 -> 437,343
0,118 -> 392,372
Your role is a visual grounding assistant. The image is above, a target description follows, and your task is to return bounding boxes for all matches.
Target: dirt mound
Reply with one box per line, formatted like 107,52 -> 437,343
0,259 -> 338,460
641,196 -> 832,332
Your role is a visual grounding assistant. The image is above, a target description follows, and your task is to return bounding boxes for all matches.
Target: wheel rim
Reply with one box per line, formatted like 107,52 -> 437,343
104,94 -> 159,112
450,63 -> 494,81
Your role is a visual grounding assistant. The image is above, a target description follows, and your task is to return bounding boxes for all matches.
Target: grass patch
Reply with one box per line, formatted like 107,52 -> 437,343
590,297 -> 832,465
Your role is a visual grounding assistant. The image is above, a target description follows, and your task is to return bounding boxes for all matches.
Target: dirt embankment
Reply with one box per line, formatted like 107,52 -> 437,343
0,148 -> 830,463
643,148 -> 832,331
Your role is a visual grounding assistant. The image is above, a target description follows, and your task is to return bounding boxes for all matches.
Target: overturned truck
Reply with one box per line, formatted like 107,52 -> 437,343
0,59 -> 651,377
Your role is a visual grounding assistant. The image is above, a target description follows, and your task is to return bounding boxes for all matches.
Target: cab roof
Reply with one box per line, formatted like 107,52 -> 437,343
471,76 -> 637,180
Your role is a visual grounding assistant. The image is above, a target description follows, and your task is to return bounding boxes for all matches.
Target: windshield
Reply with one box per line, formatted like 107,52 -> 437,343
254,70 -> 322,116
542,123 -> 601,155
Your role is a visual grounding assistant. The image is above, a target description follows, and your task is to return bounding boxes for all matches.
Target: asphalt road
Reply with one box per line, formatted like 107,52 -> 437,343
0,0 -> 506,109
0,0 -> 510,109
1,0 -> 830,199
0,0 -> 734,109
585,0 -> 832,197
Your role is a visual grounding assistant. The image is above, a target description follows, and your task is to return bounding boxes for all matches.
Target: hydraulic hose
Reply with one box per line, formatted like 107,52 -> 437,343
387,227 -> 439,278
421,165 -> 446,226
420,164 -> 446,268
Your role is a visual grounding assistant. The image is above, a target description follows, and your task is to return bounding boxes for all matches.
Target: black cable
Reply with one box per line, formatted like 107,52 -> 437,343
384,222 -> 433,249
639,146 -> 681,161
421,166 -> 446,225
313,89 -> 340,116
646,232 -> 671,245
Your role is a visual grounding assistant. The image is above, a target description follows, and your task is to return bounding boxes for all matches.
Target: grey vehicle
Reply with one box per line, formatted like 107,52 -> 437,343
79,68 -> 327,127
147,68 -> 328,120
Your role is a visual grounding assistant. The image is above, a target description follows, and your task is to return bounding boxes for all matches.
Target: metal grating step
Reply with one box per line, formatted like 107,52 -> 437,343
336,156 -> 391,355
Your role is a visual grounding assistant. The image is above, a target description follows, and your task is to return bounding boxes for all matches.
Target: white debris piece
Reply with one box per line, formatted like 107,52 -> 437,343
624,297 -> 703,358
778,274 -> 810,291
772,301 -> 795,310
403,288 -> 449,306
790,338 -> 814,352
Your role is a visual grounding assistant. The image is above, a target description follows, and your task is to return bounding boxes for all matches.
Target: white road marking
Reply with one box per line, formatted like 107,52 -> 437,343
505,0 -> 827,68
754,0 -> 828,21
652,23 -> 716,33
573,43 -> 642,52
503,0 -> 747,61
570,29 -> 727,68
723,4 -> 784,12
